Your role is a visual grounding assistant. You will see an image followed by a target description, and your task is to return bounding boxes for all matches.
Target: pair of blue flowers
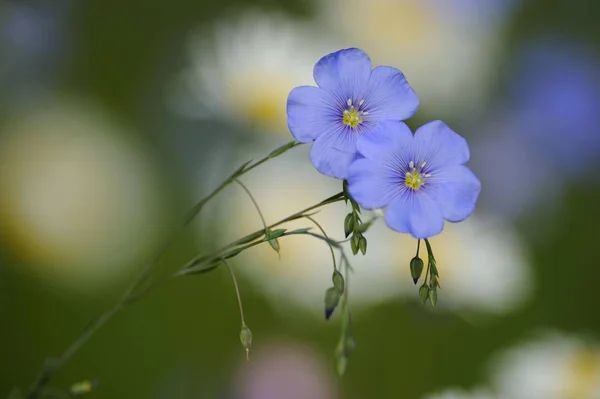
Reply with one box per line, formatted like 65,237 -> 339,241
287,48 -> 481,239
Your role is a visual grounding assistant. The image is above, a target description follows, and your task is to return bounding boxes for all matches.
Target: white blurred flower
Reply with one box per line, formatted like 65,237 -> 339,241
319,0 -> 518,119
0,95 -> 165,290
489,332 -> 600,399
423,386 -> 498,399
216,140 -> 531,317
168,10 -> 339,135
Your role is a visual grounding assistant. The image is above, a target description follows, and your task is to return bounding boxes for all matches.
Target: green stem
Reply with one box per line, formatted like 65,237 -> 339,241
25,140 -> 301,399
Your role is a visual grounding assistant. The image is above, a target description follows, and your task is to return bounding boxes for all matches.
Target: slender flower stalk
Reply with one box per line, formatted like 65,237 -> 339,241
24,140 -> 315,399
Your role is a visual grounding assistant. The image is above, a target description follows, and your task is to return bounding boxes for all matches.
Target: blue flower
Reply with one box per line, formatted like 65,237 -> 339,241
286,48 -> 419,179
347,120 -> 480,239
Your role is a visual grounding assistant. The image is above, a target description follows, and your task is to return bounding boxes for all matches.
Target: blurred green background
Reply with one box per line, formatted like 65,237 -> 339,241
1,0 -> 600,398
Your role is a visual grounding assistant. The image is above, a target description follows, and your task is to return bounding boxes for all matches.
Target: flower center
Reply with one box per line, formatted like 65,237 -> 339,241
404,161 -> 430,191
342,99 -> 368,128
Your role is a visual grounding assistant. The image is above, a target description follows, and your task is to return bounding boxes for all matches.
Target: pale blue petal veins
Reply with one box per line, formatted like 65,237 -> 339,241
428,165 -> 481,222
313,48 -> 372,100
364,66 -> 419,121
413,120 -> 470,170
355,120 -> 413,160
309,129 -> 357,179
347,158 -> 399,209
287,85 -> 338,143
384,194 -> 444,239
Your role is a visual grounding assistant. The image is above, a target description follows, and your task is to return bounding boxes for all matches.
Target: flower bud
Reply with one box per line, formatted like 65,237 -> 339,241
358,236 -> 367,255
332,270 -> 345,294
419,284 -> 429,304
324,286 -> 340,320
344,213 -> 354,238
409,257 -> 424,284
429,287 -> 438,307
239,323 -> 253,360
350,234 -> 360,255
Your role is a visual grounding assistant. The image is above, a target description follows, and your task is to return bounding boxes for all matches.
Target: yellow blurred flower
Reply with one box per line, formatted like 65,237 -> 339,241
0,96 -> 165,290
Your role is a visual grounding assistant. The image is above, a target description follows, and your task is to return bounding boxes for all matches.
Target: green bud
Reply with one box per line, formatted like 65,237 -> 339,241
429,287 -> 438,307
336,354 -> 348,377
324,287 -> 340,320
358,236 -> 367,255
239,323 -> 253,360
332,270 -> 345,294
430,274 -> 440,289
350,234 -> 360,255
344,213 -> 354,238
409,257 -> 424,284
355,220 -> 372,234
344,334 -> 356,355
419,284 -> 429,304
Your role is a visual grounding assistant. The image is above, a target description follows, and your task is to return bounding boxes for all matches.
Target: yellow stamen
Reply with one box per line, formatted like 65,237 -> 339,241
405,169 -> 425,190
343,108 -> 363,128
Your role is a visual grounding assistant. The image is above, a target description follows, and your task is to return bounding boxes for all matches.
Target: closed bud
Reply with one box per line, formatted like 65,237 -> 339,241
429,287 -> 438,307
419,284 -> 429,304
409,257 -> 424,284
336,354 -> 348,377
344,213 -> 354,238
350,234 -> 360,255
358,236 -> 367,255
239,323 -> 253,360
332,270 -> 345,294
324,287 -> 340,320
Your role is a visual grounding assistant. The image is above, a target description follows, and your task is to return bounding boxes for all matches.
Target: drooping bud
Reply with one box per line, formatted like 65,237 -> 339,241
419,284 -> 429,304
350,234 -> 360,255
344,213 -> 354,238
429,287 -> 438,307
409,257 -> 424,284
324,287 -> 340,320
358,236 -> 367,255
332,270 -> 345,295
239,323 -> 253,360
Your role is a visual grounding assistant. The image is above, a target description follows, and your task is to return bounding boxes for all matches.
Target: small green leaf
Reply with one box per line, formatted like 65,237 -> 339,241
358,236 -> 367,255
182,261 -> 220,275
223,248 -> 244,259
324,287 -> 340,319
419,284 -> 430,304
231,159 -> 253,177
332,270 -> 345,294
265,228 -> 287,240
344,213 -> 354,238
409,257 -> 424,284
268,140 -> 298,158
355,220 -> 372,234
429,287 -> 438,307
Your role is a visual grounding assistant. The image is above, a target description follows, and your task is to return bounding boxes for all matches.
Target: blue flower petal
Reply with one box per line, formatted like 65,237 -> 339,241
347,158 -> 393,209
309,129 -> 356,179
384,193 -> 444,239
364,66 -> 419,121
313,48 -> 372,99
287,85 -> 339,143
428,165 -> 481,222
355,120 -> 413,160
413,121 -> 470,170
